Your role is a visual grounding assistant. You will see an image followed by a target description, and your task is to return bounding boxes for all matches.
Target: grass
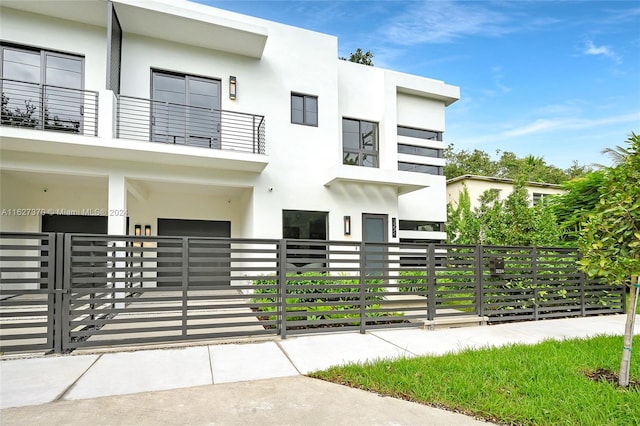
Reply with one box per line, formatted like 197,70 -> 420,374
310,335 -> 640,425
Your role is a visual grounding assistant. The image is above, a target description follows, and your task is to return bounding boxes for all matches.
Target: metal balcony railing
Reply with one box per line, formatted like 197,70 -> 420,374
1,78 -> 98,136
117,95 -> 266,154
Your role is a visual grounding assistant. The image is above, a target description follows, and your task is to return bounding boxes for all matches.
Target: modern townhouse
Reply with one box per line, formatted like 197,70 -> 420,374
1,0 -> 458,255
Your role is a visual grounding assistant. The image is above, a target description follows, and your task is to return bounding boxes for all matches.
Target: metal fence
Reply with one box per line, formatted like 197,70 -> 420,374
116,95 -> 266,154
0,233 -> 625,354
1,78 -> 99,136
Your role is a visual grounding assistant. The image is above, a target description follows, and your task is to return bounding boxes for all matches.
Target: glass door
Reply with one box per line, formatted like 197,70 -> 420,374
363,214 -> 388,275
151,71 -> 220,147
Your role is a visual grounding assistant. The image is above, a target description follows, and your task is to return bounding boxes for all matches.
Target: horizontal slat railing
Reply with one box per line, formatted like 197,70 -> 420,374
116,95 -> 266,154
0,232 -> 626,353
1,78 -> 98,136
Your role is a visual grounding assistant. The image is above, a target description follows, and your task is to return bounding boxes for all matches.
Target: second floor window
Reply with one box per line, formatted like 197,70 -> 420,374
291,93 -> 317,126
343,118 -> 378,167
1,44 -> 84,133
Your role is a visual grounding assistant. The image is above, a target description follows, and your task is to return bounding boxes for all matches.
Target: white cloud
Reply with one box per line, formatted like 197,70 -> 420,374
384,0 -> 511,45
583,40 -> 621,63
503,112 -> 640,138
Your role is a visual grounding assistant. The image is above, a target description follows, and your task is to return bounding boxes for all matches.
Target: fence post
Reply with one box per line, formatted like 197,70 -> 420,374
475,245 -> 483,317
278,239 -> 287,339
427,244 -> 436,321
359,241 -> 366,334
578,251 -> 586,316
60,234 -> 72,352
532,247 -> 539,321
52,233 -> 64,353
181,237 -> 189,337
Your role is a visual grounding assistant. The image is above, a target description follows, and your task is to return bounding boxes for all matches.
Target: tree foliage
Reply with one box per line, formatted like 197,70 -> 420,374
339,48 -> 374,66
447,180 -> 561,246
577,132 -> 640,387
444,144 -> 590,183
550,171 -> 605,244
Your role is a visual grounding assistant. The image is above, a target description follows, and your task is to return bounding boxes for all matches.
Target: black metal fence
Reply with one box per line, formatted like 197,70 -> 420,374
1,78 -> 99,136
116,95 -> 266,154
0,233 -> 625,354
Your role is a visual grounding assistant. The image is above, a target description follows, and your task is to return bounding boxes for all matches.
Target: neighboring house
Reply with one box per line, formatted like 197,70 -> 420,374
0,0 -> 458,248
446,175 -> 566,210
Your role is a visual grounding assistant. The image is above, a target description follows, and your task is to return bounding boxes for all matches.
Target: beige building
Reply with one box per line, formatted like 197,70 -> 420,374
447,175 -> 566,209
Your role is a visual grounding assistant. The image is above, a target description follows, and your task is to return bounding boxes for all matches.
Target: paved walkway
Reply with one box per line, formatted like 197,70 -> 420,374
1,314 -> 637,425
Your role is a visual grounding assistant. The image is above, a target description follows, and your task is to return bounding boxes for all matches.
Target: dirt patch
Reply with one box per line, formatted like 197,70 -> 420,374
582,368 -> 640,390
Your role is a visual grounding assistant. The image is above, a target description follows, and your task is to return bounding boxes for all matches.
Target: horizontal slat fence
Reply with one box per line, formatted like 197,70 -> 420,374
0,233 -> 626,354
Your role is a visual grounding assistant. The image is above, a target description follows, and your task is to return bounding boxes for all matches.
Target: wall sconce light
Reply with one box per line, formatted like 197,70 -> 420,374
344,215 -> 351,236
229,76 -> 237,100
144,225 -> 151,236
134,224 -> 142,247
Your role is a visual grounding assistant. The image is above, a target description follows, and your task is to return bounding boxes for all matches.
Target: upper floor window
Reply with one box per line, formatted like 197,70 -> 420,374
1,44 -> 85,133
343,118 -> 378,167
397,144 -> 442,158
398,162 -> 442,175
397,126 -> 442,141
291,93 -> 317,126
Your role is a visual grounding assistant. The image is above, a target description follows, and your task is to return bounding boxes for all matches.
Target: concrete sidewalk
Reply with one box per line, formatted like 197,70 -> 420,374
1,314 -> 637,425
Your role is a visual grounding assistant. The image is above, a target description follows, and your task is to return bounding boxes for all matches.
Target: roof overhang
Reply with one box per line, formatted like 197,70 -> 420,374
324,165 -> 433,195
1,0 -> 268,59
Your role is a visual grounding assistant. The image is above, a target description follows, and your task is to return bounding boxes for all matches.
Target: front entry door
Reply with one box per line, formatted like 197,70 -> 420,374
157,218 -> 231,287
362,214 -> 387,275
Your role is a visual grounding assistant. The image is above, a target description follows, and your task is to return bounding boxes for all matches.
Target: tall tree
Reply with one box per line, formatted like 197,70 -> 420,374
578,132 -> 640,387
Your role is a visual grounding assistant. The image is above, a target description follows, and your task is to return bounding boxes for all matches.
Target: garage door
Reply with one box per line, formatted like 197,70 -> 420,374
157,218 -> 231,287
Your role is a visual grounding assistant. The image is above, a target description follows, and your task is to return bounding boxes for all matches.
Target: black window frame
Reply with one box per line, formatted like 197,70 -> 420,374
291,93 -> 318,126
342,117 -> 379,168
398,162 -> 443,175
397,125 -> 442,141
399,220 -> 444,232
397,143 -> 442,158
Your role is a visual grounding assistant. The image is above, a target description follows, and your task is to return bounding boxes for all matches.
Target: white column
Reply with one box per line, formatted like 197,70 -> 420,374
108,174 -> 127,308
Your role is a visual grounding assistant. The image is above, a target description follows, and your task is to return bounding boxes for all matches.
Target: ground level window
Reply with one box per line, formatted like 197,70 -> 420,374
399,221 -> 444,232
283,210 -> 328,267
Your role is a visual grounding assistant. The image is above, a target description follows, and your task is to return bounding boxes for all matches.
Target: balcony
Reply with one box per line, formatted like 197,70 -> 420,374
1,78 -> 98,136
116,95 -> 266,155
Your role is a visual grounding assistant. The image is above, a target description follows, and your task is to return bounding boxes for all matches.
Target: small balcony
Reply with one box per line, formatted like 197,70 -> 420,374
1,78 -> 98,136
116,95 -> 266,154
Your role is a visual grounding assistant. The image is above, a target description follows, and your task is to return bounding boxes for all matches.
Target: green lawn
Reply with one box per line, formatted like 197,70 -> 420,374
311,335 -> 640,425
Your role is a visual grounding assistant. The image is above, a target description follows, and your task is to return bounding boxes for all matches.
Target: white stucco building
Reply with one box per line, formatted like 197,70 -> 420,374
0,0 -> 459,246
447,175 -> 566,210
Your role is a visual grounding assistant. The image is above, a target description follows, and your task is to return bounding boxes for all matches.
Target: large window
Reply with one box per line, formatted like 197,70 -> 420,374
283,210 -> 328,267
1,44 -> 84,132
291,93 -> 317,126
397,144 -> 442,158
151,70 -> 221,147
399,221 -> 444,232
343,118 -> 378,167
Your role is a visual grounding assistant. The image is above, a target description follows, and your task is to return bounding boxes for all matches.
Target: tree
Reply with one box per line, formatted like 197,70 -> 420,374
446,186 -> 480,244
339,48 -> 374,66
444,144 -> 590,183
578,132 -> 640,387
550,171 -> 605,245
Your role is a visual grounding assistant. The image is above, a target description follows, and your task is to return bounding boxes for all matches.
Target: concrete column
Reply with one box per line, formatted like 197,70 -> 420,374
108,174 -> 127,308
98,90 -> 116,140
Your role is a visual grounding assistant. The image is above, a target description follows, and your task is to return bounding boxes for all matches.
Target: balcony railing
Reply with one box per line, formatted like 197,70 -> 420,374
1,78 -> 98,136
117,95 -> 266,154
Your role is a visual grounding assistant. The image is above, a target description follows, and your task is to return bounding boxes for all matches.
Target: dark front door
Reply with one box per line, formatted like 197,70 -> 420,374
157,218 -> 231,287
362,214 -> 387,275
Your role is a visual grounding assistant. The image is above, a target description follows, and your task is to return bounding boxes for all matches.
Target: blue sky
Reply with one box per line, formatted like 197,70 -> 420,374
198,0 -> 640,169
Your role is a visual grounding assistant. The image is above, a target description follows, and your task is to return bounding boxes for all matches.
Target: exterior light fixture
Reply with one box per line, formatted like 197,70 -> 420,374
144,225 -> 151,236
344,216 -> 351,235
134,224 -> 142,247
229,76 -> 237,100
